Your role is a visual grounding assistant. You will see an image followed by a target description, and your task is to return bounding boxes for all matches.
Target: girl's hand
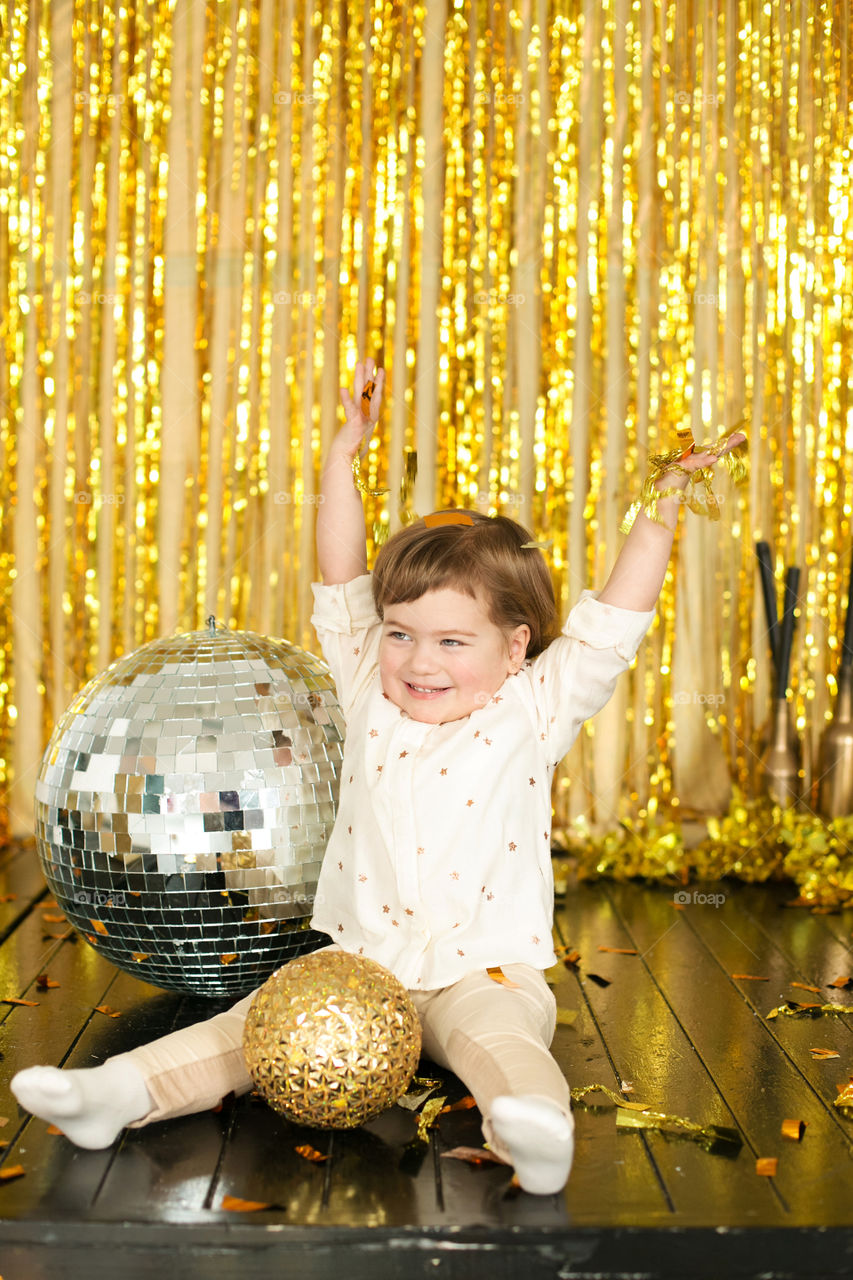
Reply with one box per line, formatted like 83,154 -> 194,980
679,429 -> 747,472
658,429 -> 747,491
337,357 -> 385,461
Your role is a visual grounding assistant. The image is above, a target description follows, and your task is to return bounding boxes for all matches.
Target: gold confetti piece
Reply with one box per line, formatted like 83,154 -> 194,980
295,1144 -> 328,1163
94,1005 -> 121,1018
809,1048 -> 841,1059
781,1119 -> 807,1141
35,974 -> 59,990
756,1157 -> 778,1177
790,982 -> 823,994
0,1165 -> 25,1182
571,1083 -> 650,1111
597,946 -> 638,955
220,953 -> 238,965
1,998 -> 39,1007
556,1008 -> 578,1026
731,973 -> 769,982
620,1081 -> 634,1094
834,1079 -> 853,1114
221,1195 -> 273,1212
88,919 -> 108,935
441,1146 -> 510,1166
486,966 -> 521,988
440,1096 -> 476,1115
416,1096 -> 447,1142
768,1002 -> 853,1019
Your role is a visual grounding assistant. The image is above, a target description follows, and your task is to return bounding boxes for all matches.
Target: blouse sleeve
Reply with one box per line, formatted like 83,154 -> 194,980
528,589 -> 656,762
309,575 -> 382,717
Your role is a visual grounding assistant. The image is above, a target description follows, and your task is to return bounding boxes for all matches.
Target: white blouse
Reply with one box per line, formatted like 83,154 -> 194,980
309,574 -> 654,991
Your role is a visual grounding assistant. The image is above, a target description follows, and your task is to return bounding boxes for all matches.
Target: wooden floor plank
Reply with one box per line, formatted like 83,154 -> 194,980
604,879 -> 853,1226
546,933 -> 674,1224
558,881 -> 785,1225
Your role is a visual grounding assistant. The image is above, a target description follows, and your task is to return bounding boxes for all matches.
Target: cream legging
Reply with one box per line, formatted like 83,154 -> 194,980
115,952 -> 570,1160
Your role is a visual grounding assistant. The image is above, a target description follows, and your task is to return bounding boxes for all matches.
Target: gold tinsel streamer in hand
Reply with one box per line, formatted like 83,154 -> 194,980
620,431 -> 750,534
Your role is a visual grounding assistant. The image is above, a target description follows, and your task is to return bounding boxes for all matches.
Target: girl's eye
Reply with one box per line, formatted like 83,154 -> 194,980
389,631 -> 409,641
440,638 -> 462,647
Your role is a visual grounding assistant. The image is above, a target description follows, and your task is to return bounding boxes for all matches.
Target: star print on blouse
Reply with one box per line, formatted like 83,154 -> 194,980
466,798 -> 474,807
399,750 -> 408,758
509,842 -> 517,851
369,729 -> 378,738
440,768 -> 447,775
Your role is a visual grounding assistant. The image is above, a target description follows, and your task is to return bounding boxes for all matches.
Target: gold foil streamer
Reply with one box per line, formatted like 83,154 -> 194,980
243,951 -> 422,1129
571,1083 -> 742,1153
1,3 -> 851,875
619,434 -> 749,533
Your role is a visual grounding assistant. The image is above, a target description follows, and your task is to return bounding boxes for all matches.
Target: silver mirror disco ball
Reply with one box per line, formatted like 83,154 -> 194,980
33,622 -> 345,996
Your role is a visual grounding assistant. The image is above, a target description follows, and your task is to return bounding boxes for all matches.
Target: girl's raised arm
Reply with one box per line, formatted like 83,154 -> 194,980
596,431 -> 746,612
316,357 -> 385,584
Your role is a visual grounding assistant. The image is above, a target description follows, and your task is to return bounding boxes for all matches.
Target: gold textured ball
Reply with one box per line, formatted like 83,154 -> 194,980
242,950 -> 422,1128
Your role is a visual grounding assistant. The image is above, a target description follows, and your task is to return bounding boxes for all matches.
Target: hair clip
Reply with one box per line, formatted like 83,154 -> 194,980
521,539 -> 553,550
423,511 -> 475,528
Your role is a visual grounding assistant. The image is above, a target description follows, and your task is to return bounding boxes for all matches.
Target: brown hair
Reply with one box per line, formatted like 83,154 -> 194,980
371,510 -> 558,659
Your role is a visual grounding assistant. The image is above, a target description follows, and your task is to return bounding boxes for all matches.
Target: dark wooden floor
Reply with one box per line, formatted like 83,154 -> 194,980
3,839 -> 853,1278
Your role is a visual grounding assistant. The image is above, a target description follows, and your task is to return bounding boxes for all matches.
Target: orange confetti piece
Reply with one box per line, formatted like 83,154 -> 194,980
131,953 -> 150,963
829,977 -> 853,989
731,973 -> 769,982
441,1146 -> 510,1166
41,914 -> 67,924
1,998 -> 39,1007
790,982 -> 822,994
295,1144 -> 328,1163
35,974 -> 60,990
220,1195 -> 272,1212
597,946 -> 638,955
781,1119 -> 806,1141
0,1118 -> 9,1128
220,953 -> 239,965
486,967 -> 521,988
89,919 -> 109,935
46,1125 -> 64,1136
810,1047 -> 841,1059
0,893 -> 17,903
259,921 -> 276,935
756,1157 -> 778,1177
0,1166 -> 25,1182
94,1005 -> 121,1018
440,1096 -> 477,1114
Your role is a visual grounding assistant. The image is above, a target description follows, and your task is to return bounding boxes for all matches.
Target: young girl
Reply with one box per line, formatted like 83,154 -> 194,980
11,358 -> 745,1194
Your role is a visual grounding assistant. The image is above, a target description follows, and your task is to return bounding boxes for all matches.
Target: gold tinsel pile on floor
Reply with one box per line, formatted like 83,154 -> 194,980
556,790 -> 853,910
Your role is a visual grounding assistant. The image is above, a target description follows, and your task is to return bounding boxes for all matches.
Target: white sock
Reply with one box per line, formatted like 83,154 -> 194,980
489,1094 -> 574,1195
11,1060 -> 153,1150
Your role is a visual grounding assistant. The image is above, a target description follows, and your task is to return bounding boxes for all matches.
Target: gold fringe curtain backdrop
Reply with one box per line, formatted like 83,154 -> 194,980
1,0 -> 851,844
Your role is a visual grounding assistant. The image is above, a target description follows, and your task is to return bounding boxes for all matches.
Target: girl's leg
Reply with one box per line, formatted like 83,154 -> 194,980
11,989 -> 258,1149
411,965 -> 573,1194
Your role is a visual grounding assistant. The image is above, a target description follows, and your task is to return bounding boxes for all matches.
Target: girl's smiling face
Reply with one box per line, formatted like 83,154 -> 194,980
378,588 -> 530,724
